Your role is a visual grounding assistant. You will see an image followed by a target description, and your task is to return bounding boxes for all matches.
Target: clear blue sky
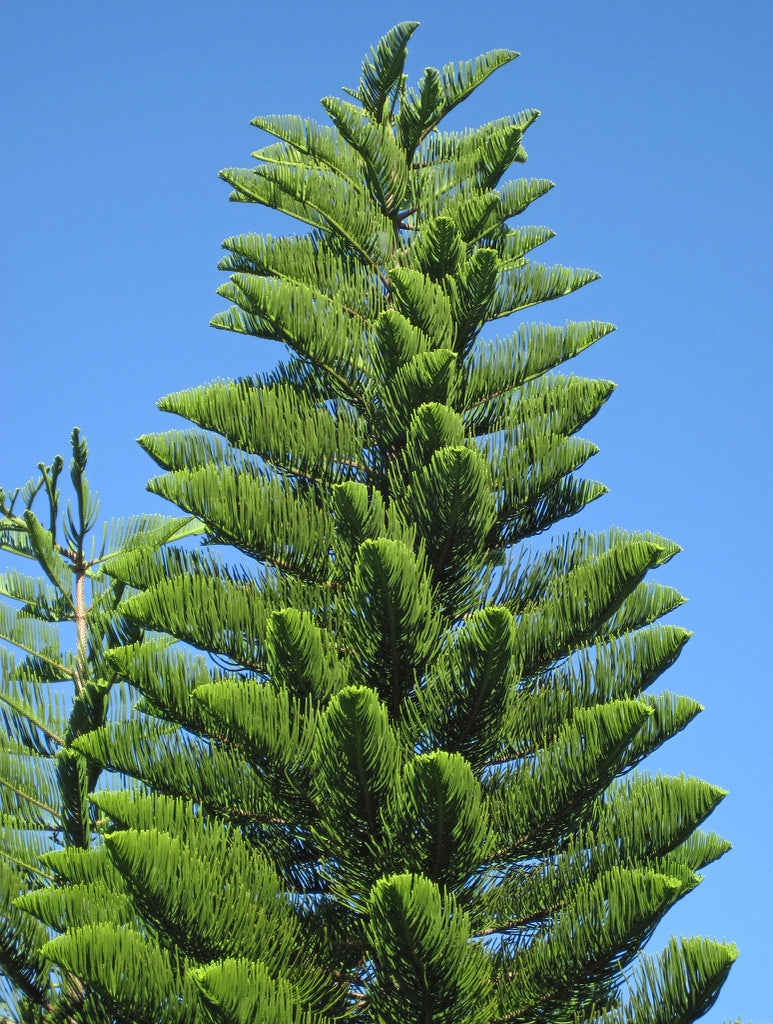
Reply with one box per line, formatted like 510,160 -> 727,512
1,2 -> 771,1019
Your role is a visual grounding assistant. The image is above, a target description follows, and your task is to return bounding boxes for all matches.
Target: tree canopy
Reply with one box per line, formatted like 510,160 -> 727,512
1,22 -> 736,1024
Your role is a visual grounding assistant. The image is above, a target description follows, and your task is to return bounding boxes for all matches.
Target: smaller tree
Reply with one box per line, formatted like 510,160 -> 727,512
0,429 -> 200,1021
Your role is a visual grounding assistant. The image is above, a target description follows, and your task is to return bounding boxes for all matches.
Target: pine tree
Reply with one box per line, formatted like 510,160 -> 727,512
0,430 -> 200,1021
20,23 -> 736,1024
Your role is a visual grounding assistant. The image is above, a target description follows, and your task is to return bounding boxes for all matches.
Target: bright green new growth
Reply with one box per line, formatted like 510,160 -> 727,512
0,430 -> 201,1020
20,23 -> 735,1024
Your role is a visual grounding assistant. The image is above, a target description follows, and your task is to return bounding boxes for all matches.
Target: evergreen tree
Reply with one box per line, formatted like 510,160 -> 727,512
0,430 -> 200,1021
20,24 -> 736,1024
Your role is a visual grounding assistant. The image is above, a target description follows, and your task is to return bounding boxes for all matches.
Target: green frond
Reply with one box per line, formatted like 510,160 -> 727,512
411,113 -> 537,178
250,114 -> 364,184
494,457 -> 605,547
352,21 -> 419,122
104,825 -> 304,968
435,48 -> 520,124
42,924 -> 200,1024
657,827 -> 732,875
621,691 -> 703,769
365,873 -> 494,1024
463,322 -> 616,407
497,374 -> 613,448
511,540 -> 668,675
0,526 -> 36,562
601,580 -> 686,638
369,307 -> 437,378
498,528 -> 681,611
594,773 -> 728,870
148,466 -> 332,581
74,722 -> 273,820
20,512 -> 72,601
450,248 -> 501,354
0,739 -> 59,827
400,403 -> 466,476
140,428 -> 259,481
411,111 -> 539,201
389,267 -> 456,349
415,177 -> 550,246
378,348 -> 458,444
474,771 -> 728,950
93,790 -> 201,837
64,427 -> 99,545
55,747 -> 91,848
384,751 -> 491,888
400,606 -> 515,767
152,379 -> 366,485
491,176 -> 555,225
265,607 -> 347,702
214,273 -> 369,394
493,223 -> 557,264
0,818 -> 53,878
91,518 -> 205,590
312,686 -> 401,888
506,625 -> 691,750
117,571 -> 276,669
92,512 -> 198,562
218,162 -> 390,265
397,64 -> 443,155
57,991 -> 119,1024
191,957 -> 336,1024
398,445 -> 496,593
405,215 -> 466,282
218,231 -> 385,314
191,681 -> 318,785
470,112 -> 540,188
256,353 -> 350,403
65,673 -> 112,744
489,434 -> 601,535
344,539 -> 441,708
0,570 -> 66,624
596,936 -> 737,1024
498,867 -> 684,1018
102,535 -> 237,592
15,882 -> 134,933
0,862 -> 52,1009
329,482 -> 388,564
504,473 -> 608,542
0,670 -> 67,756
487,700 -> 652,857
466,857 -> 563,938
490,261 -> 602,320
0,606 -> 69,680
42,845 -> 128,890
482,776 -> 726,940
321,96 -> 408,216
463,372 -> 615,441
422,183 -> 501,244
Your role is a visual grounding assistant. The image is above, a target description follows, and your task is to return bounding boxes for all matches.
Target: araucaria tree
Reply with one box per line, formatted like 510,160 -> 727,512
21,23 -> 735,1024
0,431 -> 199,1020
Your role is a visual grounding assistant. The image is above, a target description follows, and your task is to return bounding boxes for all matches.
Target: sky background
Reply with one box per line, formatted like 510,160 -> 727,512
1,1 -> 771,1019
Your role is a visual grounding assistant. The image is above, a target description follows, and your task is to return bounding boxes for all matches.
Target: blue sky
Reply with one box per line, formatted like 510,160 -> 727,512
1,1 -> 771,1019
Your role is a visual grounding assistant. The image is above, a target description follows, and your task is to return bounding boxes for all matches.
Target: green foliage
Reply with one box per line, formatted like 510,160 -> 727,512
9,23 -> 736,1024
0,430 -> 200,1020
365,873 -> 494,1024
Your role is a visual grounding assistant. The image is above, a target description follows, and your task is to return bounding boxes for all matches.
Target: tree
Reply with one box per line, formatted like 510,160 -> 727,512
17,23 -> 736,1024
0,430 -> 200,1021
